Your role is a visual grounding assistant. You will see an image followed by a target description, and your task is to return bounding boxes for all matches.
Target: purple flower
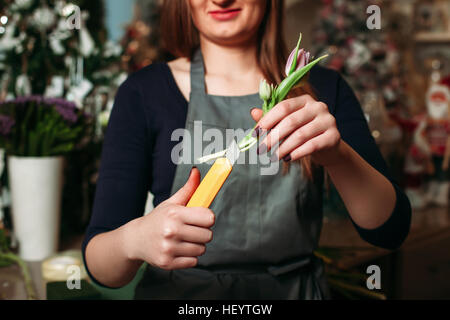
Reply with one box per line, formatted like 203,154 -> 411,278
1,96 -> 80,124
44,98 -> 78,124
12,96 -> 43,105
54,104 -> 78,123
285,48 -> 311,77
0,115 -> 15,136
44,98 -> 77,110
41,98 -> 77,123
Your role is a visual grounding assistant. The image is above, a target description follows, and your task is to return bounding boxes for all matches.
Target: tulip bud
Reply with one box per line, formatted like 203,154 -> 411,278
259,79 -> 272,101
285,48 -> 311,77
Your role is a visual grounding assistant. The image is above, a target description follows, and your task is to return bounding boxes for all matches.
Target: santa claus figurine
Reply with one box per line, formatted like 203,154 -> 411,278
413,80 -> 450,207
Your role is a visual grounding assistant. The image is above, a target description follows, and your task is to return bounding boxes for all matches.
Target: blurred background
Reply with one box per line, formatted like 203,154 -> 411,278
0,0 -> 449,300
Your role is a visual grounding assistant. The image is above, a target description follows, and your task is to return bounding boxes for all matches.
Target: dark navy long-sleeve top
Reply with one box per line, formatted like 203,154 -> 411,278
82,63 -> 411,282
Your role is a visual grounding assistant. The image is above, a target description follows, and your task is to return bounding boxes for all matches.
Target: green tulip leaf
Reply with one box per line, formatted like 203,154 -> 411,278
288,33 -> 303,76
275,54 -> 329,104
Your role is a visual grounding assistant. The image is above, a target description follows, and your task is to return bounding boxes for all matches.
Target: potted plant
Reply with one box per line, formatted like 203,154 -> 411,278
0,96 -> 90,261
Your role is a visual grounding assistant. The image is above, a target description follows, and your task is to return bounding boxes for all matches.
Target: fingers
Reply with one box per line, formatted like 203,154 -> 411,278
159,239 -> 206,258
258,107 -> 316,153
256,95 -> 315,131
176,225 -> 213,244
154,220 -> 212,270
169,257 -> 198,269
172,242 -> 206,257
161,216 -> 213,244
178,207 -> 215,228
153,241 -> 201,269
166,167 -> 201,205
288,130 -> 340,162
251,108 -> 264,123
271,118 -> 329,160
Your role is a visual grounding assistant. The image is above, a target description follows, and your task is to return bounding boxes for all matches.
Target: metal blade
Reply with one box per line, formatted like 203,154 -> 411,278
225,140 -> 240,166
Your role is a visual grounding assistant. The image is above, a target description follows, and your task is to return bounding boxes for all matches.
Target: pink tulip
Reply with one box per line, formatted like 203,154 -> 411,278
285,48 -> 311,77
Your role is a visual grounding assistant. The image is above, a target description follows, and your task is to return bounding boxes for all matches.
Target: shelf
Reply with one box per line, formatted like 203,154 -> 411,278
319,207 -> 450,269
414,31 -> 450,43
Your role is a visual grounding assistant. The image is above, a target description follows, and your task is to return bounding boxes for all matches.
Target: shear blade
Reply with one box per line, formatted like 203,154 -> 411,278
225,140 -> 240,166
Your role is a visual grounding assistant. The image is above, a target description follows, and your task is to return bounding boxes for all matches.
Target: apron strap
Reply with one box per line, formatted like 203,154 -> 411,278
190,48 -> 206,94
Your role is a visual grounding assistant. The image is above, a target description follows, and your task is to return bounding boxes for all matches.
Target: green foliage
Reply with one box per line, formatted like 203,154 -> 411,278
237,34 -> 328,153
0,227 -> 37,299
0,229 -> 14,267
0,97 -> 92,157
288,33 -> 303,77
274,56 -> 329,106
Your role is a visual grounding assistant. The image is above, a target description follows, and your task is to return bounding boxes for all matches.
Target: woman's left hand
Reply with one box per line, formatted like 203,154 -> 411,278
251,94 -> 343,167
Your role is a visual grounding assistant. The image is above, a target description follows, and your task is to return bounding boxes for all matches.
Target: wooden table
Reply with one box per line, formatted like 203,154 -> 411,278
319,206 -> 450,269
319,206 -> 450,298
0,235 -> 84,300
0,261 -> 45,300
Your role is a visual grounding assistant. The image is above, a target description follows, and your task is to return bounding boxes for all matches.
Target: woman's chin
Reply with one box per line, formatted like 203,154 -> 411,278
205,30 -> 254,46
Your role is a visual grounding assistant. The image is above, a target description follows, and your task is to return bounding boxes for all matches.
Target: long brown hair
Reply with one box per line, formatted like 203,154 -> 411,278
161,0 -> 315,179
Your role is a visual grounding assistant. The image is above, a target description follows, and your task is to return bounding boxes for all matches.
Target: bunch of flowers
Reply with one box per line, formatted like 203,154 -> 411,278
0,0 -> 124,125
0,96 -> 91,157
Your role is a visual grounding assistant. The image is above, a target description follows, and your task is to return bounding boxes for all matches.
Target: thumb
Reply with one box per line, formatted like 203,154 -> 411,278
166,167 -> 201,206
251,108 -> 264,123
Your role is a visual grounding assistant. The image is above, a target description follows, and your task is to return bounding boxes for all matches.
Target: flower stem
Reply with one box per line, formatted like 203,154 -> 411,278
1,252 -> 37,300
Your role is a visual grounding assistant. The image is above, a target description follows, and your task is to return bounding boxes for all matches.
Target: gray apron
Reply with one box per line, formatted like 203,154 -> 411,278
135,49 -> 330,300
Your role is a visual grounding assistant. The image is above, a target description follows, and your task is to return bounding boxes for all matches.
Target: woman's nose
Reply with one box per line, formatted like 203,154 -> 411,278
211,0 -> 235,8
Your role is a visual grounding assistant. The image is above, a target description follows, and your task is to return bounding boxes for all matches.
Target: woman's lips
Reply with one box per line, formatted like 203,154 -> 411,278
209,9 -> 242,21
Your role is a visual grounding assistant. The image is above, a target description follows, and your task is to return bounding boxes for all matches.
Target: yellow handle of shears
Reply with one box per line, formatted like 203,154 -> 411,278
186,158 -> 233,208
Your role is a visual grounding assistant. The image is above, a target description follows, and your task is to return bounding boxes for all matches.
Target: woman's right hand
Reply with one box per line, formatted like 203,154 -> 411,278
124,167 -> 215,270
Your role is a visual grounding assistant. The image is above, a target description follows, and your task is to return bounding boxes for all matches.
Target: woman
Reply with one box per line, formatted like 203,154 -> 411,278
83,0 -> 411,299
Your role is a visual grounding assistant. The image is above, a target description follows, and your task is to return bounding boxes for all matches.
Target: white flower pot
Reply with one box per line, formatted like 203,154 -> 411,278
7,156 -> 64,261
